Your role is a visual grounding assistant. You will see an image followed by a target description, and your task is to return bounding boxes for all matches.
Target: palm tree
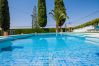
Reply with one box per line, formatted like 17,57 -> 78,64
49,0 -> 67,32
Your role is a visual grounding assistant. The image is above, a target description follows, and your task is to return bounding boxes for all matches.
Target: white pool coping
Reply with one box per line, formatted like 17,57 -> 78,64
0,33 -> 99,39
82,33 -> 99,38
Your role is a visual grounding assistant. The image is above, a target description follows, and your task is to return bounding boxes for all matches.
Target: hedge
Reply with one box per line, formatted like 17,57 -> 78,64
13,28 -> 56,35
0,28 -> 67,35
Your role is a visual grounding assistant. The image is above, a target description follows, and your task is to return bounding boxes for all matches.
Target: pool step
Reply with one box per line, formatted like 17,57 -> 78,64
0,34 -> 33,50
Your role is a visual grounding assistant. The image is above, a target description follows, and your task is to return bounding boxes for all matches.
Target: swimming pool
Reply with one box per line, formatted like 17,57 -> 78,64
0,33 -> 99,66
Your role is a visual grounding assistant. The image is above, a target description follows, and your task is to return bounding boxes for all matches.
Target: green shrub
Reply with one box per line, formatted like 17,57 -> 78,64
12,28 -> 57,35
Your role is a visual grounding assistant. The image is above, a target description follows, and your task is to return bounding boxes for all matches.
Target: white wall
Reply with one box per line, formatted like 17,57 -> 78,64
73,26 -> 94,32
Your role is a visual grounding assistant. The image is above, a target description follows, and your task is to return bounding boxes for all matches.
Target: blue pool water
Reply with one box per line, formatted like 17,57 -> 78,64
0,33 -> 99,66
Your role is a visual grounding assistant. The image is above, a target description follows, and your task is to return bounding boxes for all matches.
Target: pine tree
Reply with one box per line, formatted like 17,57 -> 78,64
0,0 -> 10,36
38,0 -> 47,28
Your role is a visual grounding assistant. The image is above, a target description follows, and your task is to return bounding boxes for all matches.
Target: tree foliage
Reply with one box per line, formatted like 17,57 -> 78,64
0,0 -> 2,28
0,1 -> 1,27
0,0 -> 10,31
51,0 -> 67,32
38,0 -> 47,27
32,6 -> 39,29
54,0 -> 67,27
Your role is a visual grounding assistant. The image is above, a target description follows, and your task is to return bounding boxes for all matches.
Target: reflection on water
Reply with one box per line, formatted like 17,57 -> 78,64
55,35 -> 67,50
32,37 -> 48,51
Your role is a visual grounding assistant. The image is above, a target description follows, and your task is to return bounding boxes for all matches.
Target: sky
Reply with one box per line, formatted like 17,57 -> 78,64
8,0 -> 99,29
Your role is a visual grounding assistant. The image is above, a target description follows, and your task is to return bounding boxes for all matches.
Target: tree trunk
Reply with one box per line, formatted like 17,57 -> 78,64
3,31 -> 8,36
56,22 -> 59,33
60,26 -> 62,32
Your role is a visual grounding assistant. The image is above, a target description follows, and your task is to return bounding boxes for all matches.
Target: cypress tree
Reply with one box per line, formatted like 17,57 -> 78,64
0,0 -> 2,28
38,0 -> 47,27
54,0 -> 67,32
32,6 -> 40,32
0,0 -> 10,36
